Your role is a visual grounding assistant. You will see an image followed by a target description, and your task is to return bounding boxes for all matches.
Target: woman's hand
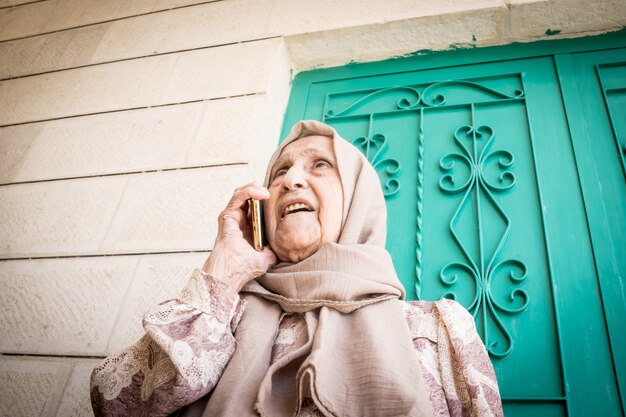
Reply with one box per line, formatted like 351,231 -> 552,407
202,182 -> 276,292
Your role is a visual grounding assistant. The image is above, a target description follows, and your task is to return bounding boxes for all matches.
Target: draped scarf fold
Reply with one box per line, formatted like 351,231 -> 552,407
201,121 -> 434,416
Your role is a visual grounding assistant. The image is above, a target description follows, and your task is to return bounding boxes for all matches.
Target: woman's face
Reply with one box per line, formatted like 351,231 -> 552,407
265,135 -> 343,263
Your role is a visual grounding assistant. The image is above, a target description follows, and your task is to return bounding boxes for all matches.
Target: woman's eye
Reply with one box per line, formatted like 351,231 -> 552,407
314,160 -> 330,169
273,168 -> 287,178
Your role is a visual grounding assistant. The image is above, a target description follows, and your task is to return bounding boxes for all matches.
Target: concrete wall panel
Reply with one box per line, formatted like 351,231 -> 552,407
0,0 -> 268,79
0,0 -> 219,42
0,122 -> 40,182
56,361 -> 100,417
0,0 -> 37,7
0,94 -> 266,184
0,253 -> 210,356
0,22 -> 111,79
0,0 -> 508,79
0,175 -> 128,257
0,165 -> 247,258
0,358 -> 72,417
99,165 -> 247,254
90,0 -> 271,66
0,257 -> 136,355
285,7 -> 506,73
4,0 -> 625,80
508,0 -> 626,39
0,38 -> 281,125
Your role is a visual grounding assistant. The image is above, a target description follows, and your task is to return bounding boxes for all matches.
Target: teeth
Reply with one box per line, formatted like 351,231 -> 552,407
284,202 -> 311,215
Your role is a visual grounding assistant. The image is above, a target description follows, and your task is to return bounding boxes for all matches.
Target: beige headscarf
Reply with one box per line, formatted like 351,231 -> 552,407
203,120 -> 433,416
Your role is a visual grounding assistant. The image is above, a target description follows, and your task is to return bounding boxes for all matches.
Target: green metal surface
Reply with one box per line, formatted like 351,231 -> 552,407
281,32 -> 626,416
556,48 -> 626,414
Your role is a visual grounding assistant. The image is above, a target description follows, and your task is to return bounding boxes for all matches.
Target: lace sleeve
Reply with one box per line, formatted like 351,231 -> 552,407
435,299 -> 504,417
403,300 -> 504,417
90,269 -> 246,417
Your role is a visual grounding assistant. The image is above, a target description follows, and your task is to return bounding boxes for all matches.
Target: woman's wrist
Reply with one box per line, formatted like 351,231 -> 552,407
202,239 -> 275,292
202,250 -> 247,292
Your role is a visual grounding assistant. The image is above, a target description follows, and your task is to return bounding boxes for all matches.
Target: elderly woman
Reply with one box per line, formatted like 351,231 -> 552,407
91,120 -> 503,417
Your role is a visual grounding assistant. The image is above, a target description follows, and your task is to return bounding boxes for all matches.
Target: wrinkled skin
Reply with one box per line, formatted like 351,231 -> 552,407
265,135 -> 343,263
202,135 -> 344,291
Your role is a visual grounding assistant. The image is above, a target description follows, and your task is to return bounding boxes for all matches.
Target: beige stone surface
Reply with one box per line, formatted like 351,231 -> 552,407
0,1 -> 56,42
0,0 -> 34,7
0,357 -> 72,417
508,0 -> 626,39
246,40 -> 291,180
0,22 -> 111,79
268,0 -> 505,35
156,39 -> 279,105
0,175 -> 127,257
2,102 -> 202,182
0,257 -> 136,355
0,0 -> 269,79
107,252 -> 207,353
2,0 -> 623,79
100,165 -> 248,254
56,360 -> 100,417
0,0 -> 218,42
0,38 -> 282,125
0,165 -> 250,258
90,0 -> 270,65
0,95 -> 265,183
0,0 -> 508,79
0,52 -> 177,126
0,1 -> 257,79
0,122 -> 40,182
185,95 -> 268,167
285,6 -> 507,72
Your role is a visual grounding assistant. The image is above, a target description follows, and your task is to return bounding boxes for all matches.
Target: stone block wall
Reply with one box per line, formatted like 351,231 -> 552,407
0,0 -> 624,415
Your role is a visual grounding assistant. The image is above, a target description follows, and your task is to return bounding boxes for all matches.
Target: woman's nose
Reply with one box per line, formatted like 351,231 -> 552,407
282,166 -> 309,190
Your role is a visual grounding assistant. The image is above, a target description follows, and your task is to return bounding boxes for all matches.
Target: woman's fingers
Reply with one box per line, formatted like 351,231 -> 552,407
218,182 -> 269,239
225,182 -> 270,213
204,183 -> 276,291
260,246 -> 277,268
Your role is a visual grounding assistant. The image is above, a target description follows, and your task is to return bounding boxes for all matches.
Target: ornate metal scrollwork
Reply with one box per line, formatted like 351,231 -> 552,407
352,132 -> 402,197
422,80 -> 525,107
325,86 -> 421,118
323,78 -> 528,318
439,124 -> 528,358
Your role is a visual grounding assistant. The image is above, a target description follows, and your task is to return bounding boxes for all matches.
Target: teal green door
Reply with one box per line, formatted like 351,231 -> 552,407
282,34 -> 626,416
556,49 -> 626,414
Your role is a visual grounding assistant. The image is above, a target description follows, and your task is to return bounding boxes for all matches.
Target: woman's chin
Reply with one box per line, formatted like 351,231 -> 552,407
273,238 -> 322,263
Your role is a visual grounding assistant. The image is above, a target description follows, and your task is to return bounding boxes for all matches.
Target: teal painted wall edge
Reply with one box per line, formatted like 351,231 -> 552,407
281,28 -> 626,139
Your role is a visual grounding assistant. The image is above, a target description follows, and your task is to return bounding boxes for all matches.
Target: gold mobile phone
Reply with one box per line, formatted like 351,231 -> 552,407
249,199 -> 265,251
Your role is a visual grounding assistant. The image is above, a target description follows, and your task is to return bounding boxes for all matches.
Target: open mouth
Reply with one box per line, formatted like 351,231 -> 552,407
282,202 -> 314,218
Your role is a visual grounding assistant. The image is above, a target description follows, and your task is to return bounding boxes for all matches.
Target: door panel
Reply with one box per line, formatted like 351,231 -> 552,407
290,38 -> 626,416
556,47 -> 626,413
298,55 -> 623,415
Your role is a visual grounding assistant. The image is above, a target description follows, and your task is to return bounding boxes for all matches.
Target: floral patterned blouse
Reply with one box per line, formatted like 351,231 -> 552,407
90,269 -> 504,417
